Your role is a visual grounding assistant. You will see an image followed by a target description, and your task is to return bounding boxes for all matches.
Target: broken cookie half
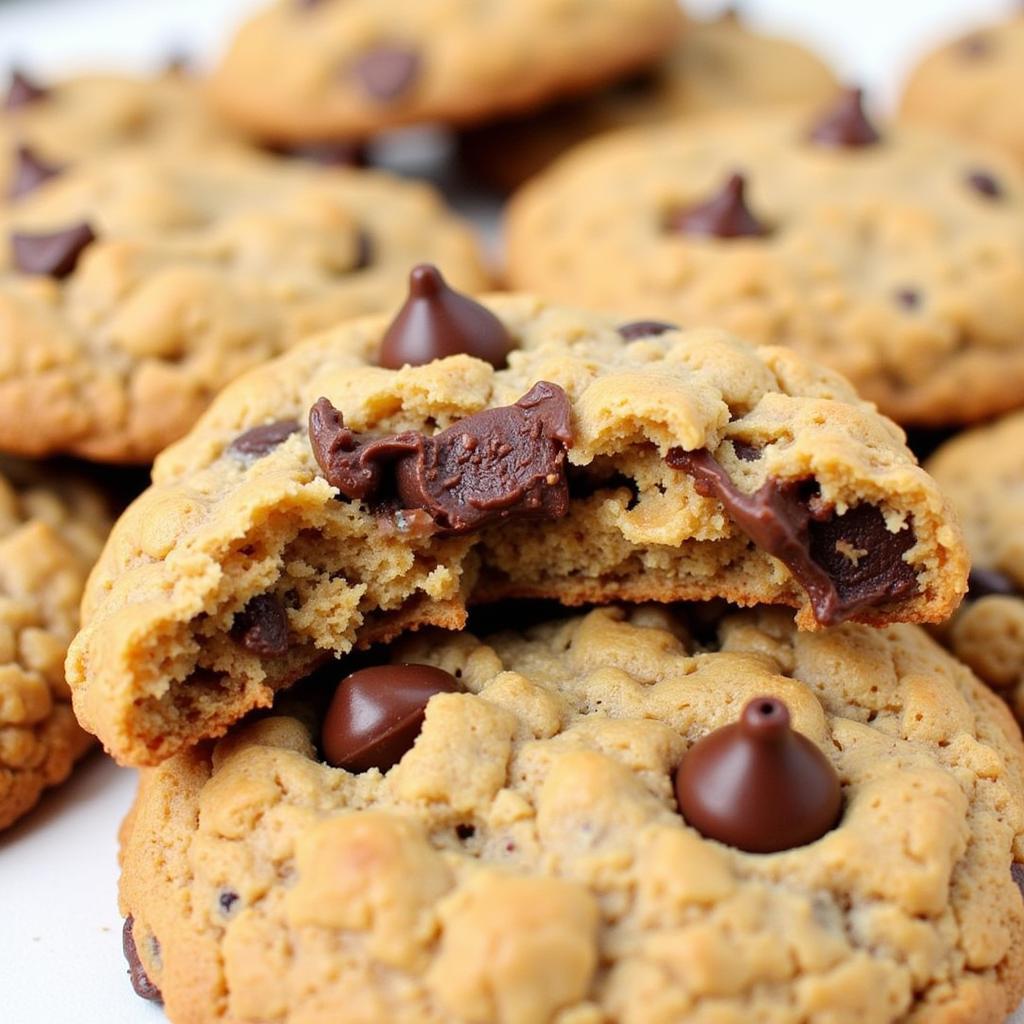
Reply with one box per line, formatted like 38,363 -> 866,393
66,276 -> 968,765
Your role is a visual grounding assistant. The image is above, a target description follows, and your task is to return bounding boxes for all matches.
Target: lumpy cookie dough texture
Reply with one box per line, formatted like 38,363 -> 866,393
900,13 -> 1024,167
927,411 -> 1024,721
460,12 -> 838,192
0,148 -> 487,462
119,605 -> 1024,1024
0,460 -> 110,830
505,104 -> 1024,426
208,0 -> 685,141
66,295 -> 968,765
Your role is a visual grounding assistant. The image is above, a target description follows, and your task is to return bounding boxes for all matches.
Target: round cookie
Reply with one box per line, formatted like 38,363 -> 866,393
208,0 -> 685,142
0,149 -> 488,462
926,410 -> 1024,722
461,12 -> 838,192
67,286 -> 969,767
506,92 -> 1024,427
118,603 -> 1024,1023
0,459 -> 111,831
900,13 -> 1024,167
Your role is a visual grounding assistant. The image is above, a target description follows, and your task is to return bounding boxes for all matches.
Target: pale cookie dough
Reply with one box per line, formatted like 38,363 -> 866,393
208,0 -> 685,142
118,604 -> 1024,1024
0,459 -> 111,830
901,13 -> 1024,167
66,295 -> 968,765
505,101 -> 1024,426
0,148 -> 488,462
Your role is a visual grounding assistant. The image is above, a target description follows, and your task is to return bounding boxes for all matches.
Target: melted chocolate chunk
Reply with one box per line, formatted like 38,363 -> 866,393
352,45 -> 420,101
966,170 -> 1003,200
666,173 -> 768,239
11,221 -> 95,278
675,697 -> 842,853
5,68 -> 47,109
322,663 -> 460,771
309,381 -> 573,535
232,593 -> 289,657
667,448 -> 918,625
229,419 -> 300,457
377,264 -> 513,370
266,139 -> 366,167
967,566 -> 1020,600
9,145 -> 62,200
122,917 -> 163,1003
616,320 -> 679,341
808,88 -> 880,148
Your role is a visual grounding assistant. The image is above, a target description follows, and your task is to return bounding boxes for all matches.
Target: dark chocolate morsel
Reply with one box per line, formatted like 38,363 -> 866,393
667,448 -> 917,625
266,139 -> 366,167
616,320 -> 679,341
11,221 -> 96,278
309,381 -> 573,535
731,440 -> 761,462
218,890 -> 240,915
808,88 -> 880,148
229,419 -> 300,457
5,68 -> 47,109
8,145 -> 63,200
666,173 -> 768,239
674,696 -> 842,853
377,264 -> 513,370
122,917 -> 163,1003
322,663 -> 460,771
232,593 -> 289,657
966,170 -> 1003,200
352,45 -> 421,101
1012,863 -> 1024,901
967,566 -> 1020,601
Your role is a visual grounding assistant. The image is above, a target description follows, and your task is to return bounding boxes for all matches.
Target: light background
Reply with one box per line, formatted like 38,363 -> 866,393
0,1 -> 1020,1022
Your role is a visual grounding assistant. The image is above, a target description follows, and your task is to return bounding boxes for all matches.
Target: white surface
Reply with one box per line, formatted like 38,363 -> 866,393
0,1 -> 1023,1021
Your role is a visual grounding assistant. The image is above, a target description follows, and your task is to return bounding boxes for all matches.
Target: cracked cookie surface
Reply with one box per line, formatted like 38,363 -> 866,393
66,295 -> 967,765
119,604 -> 1024,1024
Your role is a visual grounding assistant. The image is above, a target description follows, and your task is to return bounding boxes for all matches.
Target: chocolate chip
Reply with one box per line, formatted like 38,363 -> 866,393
232,593 -> 289,657
666,173 -> 768,239
229,419 -> 300,457
894,287 -> 921,310
966,170 -> 1003,200
675,696 -> 842,853
967,566 -> 1020,600
8,145 -> 62,200
808,88 -> 880,148
616,320 -> 678,341
455,823 -> 475,840
309,382 -> 573,535
377,264 -> 513,370
122,917 -> 163,1004
352,45 -> 420,101
957,33 -> 993,59
321,663 -> 460,771
5,68 -> 47,109
266,140 -> 366,167
732,440 -> 761,462
667,448 -> 918,625
1013,863 -> 1024,900
11,221 -> 95,278
218,890 -> 239,915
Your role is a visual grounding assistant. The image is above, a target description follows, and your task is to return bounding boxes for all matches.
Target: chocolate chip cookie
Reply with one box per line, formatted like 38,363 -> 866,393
506,90 -> 1024,426
461,11 -> 838,193
926,411 -> 1024,722
0,148 -> 487,462
0,459 -> 111,830
118,603 -> 1024,1023
901,12 -> 1024,167
208,0 -> 685,142
67,281 -> 968,765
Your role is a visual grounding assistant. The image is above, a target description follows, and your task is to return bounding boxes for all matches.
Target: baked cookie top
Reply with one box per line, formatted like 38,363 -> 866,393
0,149 -> 487,462
900,13 -> 1024,166
118,603 -> 1024,1024
67,287 -> 967,765
208,0 -> 685,141
0,459 -> 111,830
505,92 -> 1024,426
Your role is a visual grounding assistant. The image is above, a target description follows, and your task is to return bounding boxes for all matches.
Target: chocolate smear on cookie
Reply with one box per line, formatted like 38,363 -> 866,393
232,593 -> 289,657
230,419 -> 300,457
667,448 -> 917,625
666,173 -> 768,239
808,88 -> 880,148
309,381 -> 573,535
12,221 -> 95,278
378,264 -> 513,369
9,145 -> 62,199
5,68 -> 47,109
352,45 -> 421,101
122,917 -> 163,1003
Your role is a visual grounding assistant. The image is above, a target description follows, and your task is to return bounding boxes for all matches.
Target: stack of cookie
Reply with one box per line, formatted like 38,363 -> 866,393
4,3 -> 1024,1023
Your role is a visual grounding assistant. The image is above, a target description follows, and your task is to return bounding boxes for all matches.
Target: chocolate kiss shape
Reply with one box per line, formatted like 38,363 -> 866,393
674,697 -> 842,853
808,88 -> 880,148
377,264 -> 514,370
321,663 -> 460,772
667,173 -> 767,239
